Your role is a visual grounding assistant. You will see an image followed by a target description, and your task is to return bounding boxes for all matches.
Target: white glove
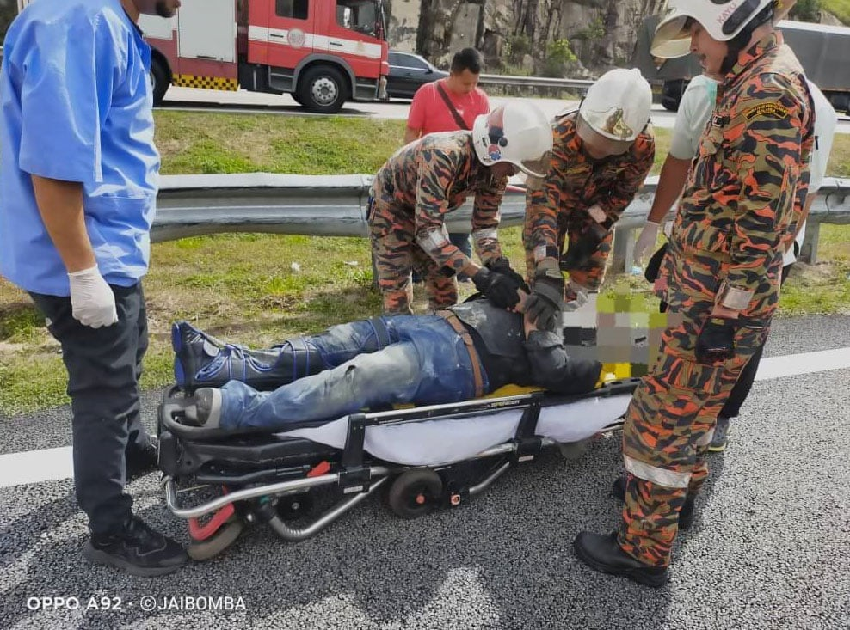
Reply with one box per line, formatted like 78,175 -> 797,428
68,266 -> 118,328
633,221 -> 661,264
564,280 -> 589,312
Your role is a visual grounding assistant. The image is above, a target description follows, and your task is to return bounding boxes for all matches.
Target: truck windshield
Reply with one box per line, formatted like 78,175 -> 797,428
336,0 -> 385,40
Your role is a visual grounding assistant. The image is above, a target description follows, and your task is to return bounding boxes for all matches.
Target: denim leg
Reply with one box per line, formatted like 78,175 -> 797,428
306,318 -> 397,368
219,342 -> 424,430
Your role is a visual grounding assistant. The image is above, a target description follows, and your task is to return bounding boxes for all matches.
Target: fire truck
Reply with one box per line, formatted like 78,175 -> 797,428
11,0 -> 389,113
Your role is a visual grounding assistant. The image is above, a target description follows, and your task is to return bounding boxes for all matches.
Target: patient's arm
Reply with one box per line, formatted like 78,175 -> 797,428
523,315 -> 602,395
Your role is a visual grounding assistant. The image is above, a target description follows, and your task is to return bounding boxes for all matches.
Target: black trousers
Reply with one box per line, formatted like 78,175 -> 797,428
29,282 -> 150,534
719,263 -> 792,419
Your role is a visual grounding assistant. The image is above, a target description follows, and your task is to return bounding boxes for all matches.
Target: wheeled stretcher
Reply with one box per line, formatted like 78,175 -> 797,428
156,376 -> 640,561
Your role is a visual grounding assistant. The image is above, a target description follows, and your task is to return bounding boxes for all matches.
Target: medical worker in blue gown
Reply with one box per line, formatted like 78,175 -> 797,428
0,0 -> 186,576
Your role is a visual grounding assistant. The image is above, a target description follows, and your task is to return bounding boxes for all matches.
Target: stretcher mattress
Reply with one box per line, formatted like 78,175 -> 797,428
275,393 -> 631,466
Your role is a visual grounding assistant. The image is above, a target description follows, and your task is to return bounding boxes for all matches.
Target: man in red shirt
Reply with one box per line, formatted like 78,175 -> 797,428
405,48 -> 491,280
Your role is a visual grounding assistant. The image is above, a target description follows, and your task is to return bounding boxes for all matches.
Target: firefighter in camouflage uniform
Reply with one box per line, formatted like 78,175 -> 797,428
369,102 -> 553,315
573,0 -> 816,587
522,69 -> 656,332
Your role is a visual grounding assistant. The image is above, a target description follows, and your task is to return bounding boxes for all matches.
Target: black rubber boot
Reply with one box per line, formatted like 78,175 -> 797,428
573,531 -> 669,588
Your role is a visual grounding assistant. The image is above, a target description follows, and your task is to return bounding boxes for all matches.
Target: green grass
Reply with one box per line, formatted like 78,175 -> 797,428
822,0 -> 850,24
1,112 -> 848,416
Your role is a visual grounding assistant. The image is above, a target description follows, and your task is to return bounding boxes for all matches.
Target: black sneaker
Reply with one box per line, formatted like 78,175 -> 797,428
612,475 -> 696,531
126,436 -> 158,481
84,517 -> 189,577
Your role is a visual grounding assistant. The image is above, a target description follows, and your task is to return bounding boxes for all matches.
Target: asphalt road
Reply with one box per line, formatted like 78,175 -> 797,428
158,86 -> 850,134
1,314 -> 849,629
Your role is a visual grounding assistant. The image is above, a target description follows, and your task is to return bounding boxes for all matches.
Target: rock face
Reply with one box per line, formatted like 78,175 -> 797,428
386,0 -> 670,74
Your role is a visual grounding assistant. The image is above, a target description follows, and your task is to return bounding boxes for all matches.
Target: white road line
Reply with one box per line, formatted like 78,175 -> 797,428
2,346 -> 849,489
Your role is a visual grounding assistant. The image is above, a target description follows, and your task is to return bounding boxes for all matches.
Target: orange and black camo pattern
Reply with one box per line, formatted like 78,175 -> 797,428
619,35 -> 816,568
523,111 -> 655,288
369,132 -> 508,314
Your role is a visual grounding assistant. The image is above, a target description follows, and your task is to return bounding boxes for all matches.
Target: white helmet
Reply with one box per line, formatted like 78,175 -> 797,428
578,69 -> 652,143
652,0 -> 774,59
472,102 -> 553,178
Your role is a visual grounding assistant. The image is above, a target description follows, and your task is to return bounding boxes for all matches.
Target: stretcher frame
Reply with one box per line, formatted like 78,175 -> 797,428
156,377 -> 640,560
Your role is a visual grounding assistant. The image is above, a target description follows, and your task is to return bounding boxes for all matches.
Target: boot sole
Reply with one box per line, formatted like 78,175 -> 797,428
573,539 -> 668,588
84,542 -> 187,578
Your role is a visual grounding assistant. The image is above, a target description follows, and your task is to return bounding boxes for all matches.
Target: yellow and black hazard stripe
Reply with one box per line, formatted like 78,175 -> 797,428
173,74 -> 238,91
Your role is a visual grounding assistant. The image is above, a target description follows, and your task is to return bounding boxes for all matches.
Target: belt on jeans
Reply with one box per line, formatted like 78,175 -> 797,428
437,310 -> 485,398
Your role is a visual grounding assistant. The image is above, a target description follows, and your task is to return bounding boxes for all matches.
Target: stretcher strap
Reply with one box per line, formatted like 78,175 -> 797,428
437,310 -> 485,398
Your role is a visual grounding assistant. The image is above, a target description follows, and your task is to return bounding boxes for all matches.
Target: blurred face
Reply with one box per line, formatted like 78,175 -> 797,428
447,69 -> 479,96
576,116 -> 633,161
690,20 -> 729,77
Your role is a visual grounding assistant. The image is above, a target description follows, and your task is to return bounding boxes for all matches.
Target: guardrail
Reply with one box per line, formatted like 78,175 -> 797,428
477,74 -> 594,94
155,173 -> 850,271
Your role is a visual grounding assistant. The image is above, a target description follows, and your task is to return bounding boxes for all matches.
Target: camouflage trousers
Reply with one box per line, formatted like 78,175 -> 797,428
368,193 -> 458,315
523,211 -> 613,291
617,304 -> 768,567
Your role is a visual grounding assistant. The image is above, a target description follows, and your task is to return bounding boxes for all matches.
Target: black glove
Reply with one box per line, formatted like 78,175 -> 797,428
560,223 -> 608,272
525,271 -> 565,332
696,317 -> 736,363
644,242 -> 668,284
472,267 -> 523,310
486,257 -> 530,293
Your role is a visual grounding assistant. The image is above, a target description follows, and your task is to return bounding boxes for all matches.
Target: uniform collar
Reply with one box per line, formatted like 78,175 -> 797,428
723,32 -> 780,91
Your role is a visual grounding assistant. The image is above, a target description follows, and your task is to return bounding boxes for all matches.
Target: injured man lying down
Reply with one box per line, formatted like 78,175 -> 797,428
172,292 -> 602,433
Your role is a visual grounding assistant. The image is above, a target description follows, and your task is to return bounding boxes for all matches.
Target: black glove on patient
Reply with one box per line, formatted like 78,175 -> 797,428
525,271 -> 565,333
472,266 -> 524,310
696,317 -> 736,363
486,257 -> 530,293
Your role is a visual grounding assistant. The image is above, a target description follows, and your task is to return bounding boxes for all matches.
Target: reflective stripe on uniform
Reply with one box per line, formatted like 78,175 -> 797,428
471,228 -> 498,244
624,455 -> 691,488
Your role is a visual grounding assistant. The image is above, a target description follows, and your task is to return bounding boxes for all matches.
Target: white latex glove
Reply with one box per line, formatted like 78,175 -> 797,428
564,280 -> 589,312
68,266 -> 118,328
633,221 -> 661,264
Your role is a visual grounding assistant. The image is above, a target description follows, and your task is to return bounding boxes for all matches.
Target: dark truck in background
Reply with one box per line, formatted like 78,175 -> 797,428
633,15 -> 850,115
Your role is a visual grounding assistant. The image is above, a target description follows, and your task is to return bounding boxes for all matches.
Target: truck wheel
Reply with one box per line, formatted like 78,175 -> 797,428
151,57 -> 170,106
297,66 -> 348,114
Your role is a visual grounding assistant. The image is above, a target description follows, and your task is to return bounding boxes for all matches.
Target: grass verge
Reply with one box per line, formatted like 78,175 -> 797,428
1,112 -> 848,415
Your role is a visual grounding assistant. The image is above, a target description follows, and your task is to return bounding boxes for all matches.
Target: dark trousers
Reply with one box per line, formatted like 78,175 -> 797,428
29,282 -> 150,534
719,263 -> 792,419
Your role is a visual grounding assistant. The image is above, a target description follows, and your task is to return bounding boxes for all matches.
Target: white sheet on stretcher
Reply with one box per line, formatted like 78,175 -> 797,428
275,394 -> 631,467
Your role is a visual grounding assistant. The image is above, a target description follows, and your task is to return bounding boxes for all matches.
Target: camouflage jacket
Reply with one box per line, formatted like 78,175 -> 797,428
525,111 -> 655,268
373,131 -> 507,273
659,34 -> 815,321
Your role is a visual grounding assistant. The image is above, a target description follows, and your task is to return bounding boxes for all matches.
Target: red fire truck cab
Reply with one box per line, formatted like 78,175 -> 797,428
139,0 -> 389,113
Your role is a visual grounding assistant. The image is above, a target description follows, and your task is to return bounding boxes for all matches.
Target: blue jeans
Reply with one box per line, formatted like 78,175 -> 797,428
219,315 -> 488,430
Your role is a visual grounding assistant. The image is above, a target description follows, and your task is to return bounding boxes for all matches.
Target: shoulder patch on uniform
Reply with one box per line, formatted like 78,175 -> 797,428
743,102 -> 789,121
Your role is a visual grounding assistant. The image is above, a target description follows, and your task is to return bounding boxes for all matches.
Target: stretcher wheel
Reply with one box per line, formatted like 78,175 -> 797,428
186,518 -> 245,561
387,470 -> 443,519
